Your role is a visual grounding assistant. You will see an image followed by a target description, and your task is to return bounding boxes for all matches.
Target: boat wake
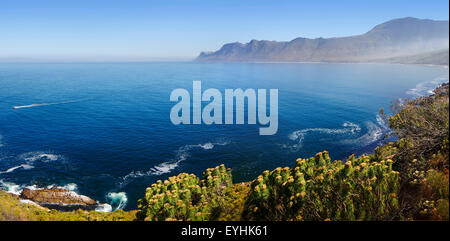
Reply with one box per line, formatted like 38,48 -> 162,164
13,98 -> 89,109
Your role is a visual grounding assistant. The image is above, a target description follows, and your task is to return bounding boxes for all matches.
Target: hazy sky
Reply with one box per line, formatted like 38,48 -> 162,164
1,0 -> 448,61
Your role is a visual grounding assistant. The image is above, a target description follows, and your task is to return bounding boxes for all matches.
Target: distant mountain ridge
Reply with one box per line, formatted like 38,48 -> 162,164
196,17 -> 449,63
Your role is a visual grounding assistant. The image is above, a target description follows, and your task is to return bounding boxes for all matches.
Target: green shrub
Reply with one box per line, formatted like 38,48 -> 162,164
379,85 -> 449,220
413,169 -> 450,220
380,88 -> 449,173
137,164 -> 232,221
435,199 -> 449,220
424,169 -> 449,199
242,151 -> 400,221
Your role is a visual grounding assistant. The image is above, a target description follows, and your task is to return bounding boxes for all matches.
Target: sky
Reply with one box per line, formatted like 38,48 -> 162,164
0,0 -> 448,61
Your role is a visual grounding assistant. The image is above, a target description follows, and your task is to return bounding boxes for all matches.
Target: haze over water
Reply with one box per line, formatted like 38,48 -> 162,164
0,62 -> 447,210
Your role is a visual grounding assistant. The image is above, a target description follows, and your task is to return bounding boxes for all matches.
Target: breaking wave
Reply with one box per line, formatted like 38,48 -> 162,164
95,192 -> 128,212
118,140 -> 230,187
94,203 -> 113,213
55,183 -> 78,192
106,192 -> 128,211
0,179 -> 24,195
406,73 -> 449,97
0,180 -> 78,196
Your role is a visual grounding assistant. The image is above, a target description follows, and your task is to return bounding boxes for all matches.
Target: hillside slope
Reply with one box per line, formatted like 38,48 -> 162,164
196,17 -> 449,63
374,49 -> 449,65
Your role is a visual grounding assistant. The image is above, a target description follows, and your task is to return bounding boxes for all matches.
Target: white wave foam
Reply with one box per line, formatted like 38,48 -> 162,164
95,203 -> 113,212
45,183 -> 78,192
119,141 -> 230,187
0,180 -> 24,195
148,161 -> 181,175
152,141 -> 229,175
0,179 -> 78,196
340,121 -> 384,146
406,74 -> 449,97
0,152 -> 62,175
287,122 -> 361,151
0,164 -> 34,174
375,113 -> 390,131
106,192 -> 128,211
198,143 -> 214,150
20,152 -> 60,163
13,98 -> 89,109
61,183 -> 78,191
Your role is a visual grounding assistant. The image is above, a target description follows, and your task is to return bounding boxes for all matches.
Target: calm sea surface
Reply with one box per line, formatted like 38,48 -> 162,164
0,62 -> 447,210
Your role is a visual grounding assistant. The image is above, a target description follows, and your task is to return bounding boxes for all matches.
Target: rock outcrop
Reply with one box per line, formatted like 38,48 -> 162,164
20,188 -> 97,206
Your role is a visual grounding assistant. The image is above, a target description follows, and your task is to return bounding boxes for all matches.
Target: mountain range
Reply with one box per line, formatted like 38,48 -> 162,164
196,17 -> 449,64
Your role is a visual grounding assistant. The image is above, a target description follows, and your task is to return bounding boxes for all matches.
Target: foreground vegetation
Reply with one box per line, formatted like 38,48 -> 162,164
1,83 -> 448,221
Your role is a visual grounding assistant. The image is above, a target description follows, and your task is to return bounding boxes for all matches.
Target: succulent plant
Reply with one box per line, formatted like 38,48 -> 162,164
243,151 -> 400,221
137,165 -> 233,221
138,151 -> 402,221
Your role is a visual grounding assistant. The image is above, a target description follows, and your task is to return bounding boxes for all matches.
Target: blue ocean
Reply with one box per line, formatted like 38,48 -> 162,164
0,62 -> 447,211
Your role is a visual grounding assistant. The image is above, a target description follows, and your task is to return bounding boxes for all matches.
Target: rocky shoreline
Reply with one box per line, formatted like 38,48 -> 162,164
5,187 -> 107,212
